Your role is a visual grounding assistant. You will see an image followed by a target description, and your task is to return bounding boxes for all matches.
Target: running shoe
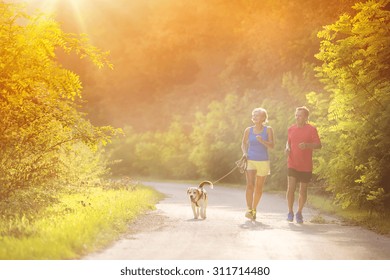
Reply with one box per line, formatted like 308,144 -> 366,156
296,212 -> 303,224
245,209 -> 255,220
252,210 -> 257,220
287,212 -> 294,222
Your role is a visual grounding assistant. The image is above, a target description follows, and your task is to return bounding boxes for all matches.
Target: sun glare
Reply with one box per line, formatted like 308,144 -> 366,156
23,0 -> 88,33
67,0 -> 87,33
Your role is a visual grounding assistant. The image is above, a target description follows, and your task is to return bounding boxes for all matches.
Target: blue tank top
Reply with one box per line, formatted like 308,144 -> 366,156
247,126 -> 269,161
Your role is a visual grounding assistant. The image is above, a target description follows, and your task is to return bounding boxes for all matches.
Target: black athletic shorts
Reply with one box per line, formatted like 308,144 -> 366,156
288,168 -> 312,183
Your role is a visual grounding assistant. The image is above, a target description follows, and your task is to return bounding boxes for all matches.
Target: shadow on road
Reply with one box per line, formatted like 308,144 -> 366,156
185,218 -> 207,222
239,220 -> 272,231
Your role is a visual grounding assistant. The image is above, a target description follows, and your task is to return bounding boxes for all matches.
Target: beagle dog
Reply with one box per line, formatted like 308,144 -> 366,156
187,181 -> 213,219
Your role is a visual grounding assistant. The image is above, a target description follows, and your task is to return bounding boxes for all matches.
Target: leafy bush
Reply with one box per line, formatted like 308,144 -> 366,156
0,2 -> 119,211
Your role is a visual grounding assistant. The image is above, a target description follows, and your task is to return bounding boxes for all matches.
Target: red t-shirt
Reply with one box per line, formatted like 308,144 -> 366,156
287,124 -> 321,172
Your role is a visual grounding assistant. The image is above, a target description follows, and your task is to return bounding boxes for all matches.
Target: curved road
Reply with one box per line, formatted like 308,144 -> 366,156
85,181 -> 390,260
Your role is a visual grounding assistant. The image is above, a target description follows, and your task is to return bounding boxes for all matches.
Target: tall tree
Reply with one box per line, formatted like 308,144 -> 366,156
0,2 -> 117,209
314,0 -> 390,211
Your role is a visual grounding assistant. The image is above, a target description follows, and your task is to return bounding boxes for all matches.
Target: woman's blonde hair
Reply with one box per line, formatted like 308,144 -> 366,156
252,107 -> 268,124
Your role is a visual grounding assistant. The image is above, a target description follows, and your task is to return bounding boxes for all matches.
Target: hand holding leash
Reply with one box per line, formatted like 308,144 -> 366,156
211,155 -> 248,185
236,154 -> 248,174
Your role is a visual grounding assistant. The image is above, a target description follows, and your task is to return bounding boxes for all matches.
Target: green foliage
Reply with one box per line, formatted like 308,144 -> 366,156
136,120 -> 197,178
0,2 -> 118,214
315,0 -> 390,211
190,94 -> 249,181
109,121 -> 196,179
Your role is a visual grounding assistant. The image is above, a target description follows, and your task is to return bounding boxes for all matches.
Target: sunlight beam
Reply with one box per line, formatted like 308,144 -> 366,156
68,0 -> 87,34
22,0 -> 89,34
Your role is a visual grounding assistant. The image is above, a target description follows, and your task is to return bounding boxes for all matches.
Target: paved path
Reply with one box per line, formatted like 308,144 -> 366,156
85,181 -> 390,260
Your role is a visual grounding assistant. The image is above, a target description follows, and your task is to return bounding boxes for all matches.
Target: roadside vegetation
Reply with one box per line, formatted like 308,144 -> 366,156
0,180 -> 161,259
0,3 -> 161,260
307,191 -> 390,236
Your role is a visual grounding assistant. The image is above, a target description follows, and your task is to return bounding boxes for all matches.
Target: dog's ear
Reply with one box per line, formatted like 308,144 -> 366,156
187,188 -> 191,194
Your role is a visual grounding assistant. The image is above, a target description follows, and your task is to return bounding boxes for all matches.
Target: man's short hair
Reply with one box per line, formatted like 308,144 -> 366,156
296,106 -> 310,117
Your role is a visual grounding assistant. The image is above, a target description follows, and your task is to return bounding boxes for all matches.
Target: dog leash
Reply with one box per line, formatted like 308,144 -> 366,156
212,155 -> 248,185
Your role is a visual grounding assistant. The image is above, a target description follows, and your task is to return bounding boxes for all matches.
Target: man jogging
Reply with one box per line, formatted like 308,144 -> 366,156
285,106 -> 322,223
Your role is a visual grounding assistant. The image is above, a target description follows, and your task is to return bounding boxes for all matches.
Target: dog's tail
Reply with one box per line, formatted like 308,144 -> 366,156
198,180 -> 213,189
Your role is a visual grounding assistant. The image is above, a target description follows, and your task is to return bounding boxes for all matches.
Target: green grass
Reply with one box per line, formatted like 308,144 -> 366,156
0,185 -> 162,259
307,193 -> 390,235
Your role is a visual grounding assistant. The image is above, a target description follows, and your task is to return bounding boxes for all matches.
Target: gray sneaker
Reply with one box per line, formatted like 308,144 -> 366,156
296,212 -> 303,224
287,212 -> 294,222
